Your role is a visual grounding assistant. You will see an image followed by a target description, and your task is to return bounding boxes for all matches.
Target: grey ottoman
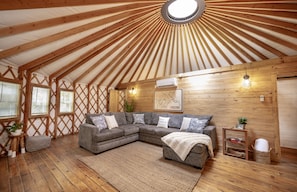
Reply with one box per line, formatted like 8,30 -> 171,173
26,135 -> 51,152
162,143 -> 209,169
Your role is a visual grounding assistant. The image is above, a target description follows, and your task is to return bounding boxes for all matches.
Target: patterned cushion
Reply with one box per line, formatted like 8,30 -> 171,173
187,118 -> 208,133
180,117 -> 192,131
133,114 -> 145,124
104,115 -> 119,129
90,115 -> 108,132
157,116 -> 170,128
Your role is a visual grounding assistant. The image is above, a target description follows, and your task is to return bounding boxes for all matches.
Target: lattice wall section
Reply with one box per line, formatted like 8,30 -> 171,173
57,115 -> 73,137
89,85 -> 98,114
98,87 -> 108,113
74,84 -> 88,133
0,64 -> 20,156
119,90 -> 126,112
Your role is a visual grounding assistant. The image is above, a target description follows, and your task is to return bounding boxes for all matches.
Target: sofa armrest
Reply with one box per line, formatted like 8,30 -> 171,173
79,123 -> 99,150
203,125 -> 217,150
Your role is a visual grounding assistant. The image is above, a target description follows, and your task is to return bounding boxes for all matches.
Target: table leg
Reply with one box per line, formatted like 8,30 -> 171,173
20,135 -> 26,154
11,138 -> 17,158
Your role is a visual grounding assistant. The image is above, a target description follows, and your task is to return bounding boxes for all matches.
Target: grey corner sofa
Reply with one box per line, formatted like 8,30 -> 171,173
79,112 -> 217,168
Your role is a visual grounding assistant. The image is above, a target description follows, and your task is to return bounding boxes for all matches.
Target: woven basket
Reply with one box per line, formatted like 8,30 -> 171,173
252,145 -> 271,164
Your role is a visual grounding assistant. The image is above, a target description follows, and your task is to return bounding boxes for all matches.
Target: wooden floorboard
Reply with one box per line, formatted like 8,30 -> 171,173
0,134 -> 296,192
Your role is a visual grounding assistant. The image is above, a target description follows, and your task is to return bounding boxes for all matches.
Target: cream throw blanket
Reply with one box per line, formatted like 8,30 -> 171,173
161,132 -> 214,161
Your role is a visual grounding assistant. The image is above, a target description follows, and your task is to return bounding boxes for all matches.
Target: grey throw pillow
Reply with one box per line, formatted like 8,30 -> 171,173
90,115 -> 107,132
133,114 -> 145,124
187,118 -> 208,133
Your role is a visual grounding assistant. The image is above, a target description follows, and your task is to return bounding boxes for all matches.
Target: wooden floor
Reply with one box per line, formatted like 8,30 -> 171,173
1,134 -> 296,192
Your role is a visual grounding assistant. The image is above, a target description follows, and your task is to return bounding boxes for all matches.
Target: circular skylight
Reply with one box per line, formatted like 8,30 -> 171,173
161,0 -> 205,24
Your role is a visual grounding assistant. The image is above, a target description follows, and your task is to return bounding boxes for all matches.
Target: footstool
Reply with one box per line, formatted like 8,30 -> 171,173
162,143 -> 209,169
26,135 -> 51,152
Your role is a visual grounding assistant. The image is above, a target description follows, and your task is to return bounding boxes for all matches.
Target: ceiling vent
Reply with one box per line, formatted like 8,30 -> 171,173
156,78 -> 178,88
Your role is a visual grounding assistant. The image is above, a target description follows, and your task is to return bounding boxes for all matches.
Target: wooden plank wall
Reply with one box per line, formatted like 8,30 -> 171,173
126,56 -> 297,162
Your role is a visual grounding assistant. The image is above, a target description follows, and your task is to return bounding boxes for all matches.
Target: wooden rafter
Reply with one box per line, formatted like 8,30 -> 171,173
96,13 -> 162,87
0,0 -> 164,10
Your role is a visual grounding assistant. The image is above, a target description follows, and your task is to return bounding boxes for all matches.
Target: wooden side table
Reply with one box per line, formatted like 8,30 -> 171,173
223,128 -> 248,160
8,133 -> 26,158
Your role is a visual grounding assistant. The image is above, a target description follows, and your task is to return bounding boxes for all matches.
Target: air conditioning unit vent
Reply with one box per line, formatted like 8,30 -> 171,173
156,78 -> 178,88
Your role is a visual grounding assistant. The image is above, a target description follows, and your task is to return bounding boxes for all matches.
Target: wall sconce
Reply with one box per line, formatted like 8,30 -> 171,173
242,73 -> 251,88
129,87 -> 136,95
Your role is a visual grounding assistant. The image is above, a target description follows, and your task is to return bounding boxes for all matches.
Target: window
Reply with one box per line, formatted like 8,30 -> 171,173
0,81 -> 20,119
31,86 -> 50,116
60,90 -> 74,113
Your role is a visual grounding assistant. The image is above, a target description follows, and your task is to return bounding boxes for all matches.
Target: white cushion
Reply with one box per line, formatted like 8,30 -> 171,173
180,117 -> 192,131
157,116 -> 170,128
104,115 -> 119,129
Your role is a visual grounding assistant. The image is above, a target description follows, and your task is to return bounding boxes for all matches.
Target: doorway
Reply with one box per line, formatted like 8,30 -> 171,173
277,77 -> 297,149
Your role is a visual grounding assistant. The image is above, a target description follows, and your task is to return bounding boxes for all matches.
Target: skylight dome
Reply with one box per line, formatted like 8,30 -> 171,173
161,0 -> 205,24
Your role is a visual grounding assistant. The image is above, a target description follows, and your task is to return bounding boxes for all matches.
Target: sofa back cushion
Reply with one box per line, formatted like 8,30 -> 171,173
125,112 -> 134,124
152,113 -> 168,125
109,112 -> 127,125
185,114 -> 213,123
85,113 -> 111,124
167,114 -> 184,128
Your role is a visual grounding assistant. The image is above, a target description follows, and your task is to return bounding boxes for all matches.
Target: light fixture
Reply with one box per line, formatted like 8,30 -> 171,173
161,0 -> 205,24
129,87 -> 136,95
242,73 -> 251,88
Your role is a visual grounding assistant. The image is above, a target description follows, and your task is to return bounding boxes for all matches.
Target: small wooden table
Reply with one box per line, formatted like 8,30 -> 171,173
223,128 -> 248,160
8,133 -> 26,158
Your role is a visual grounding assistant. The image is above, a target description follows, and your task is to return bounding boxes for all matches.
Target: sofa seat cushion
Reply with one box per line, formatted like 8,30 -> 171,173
138,125 -> 158,135
93,128 -> 124,142
139,125 -> 178,137
119,125 -> 140,136
155,127 -> 179,137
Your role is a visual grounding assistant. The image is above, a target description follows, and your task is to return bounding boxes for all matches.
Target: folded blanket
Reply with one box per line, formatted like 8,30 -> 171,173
161,132 -> 214,161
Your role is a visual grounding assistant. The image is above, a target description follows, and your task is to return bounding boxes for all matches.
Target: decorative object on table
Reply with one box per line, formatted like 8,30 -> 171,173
6,122 -> 23,136
124,99 -> 134,112
237,117 -> 247,129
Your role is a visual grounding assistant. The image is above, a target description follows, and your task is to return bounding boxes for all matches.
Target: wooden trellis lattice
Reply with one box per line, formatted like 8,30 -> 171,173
119,90 -> 125,112
74,83 -> 88,133
89,85 -> 98,114
0,65 -> 21,156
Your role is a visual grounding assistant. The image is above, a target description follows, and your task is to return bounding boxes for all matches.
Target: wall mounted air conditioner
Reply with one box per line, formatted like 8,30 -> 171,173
156,78 -> 178,88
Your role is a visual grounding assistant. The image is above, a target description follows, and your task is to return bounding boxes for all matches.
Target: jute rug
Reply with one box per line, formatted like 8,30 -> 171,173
79,142 -> 202,192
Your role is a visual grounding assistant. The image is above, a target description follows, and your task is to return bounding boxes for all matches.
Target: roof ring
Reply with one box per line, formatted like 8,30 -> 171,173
161,0 -> 205,24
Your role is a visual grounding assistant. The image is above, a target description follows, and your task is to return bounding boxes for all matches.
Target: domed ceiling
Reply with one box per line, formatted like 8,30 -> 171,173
0,0 -> 296,87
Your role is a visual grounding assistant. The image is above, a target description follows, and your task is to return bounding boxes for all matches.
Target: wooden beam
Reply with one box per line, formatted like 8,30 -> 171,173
18,7 -> 157,73
60,9 -> 157,82
90,12 -> 161,86
0,0 -> 163,10
103,19 -> 161,87
115,17 -> 165,86
73,11 -> 156,84
206,12 -> 285,58
0,3 -> 158,38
